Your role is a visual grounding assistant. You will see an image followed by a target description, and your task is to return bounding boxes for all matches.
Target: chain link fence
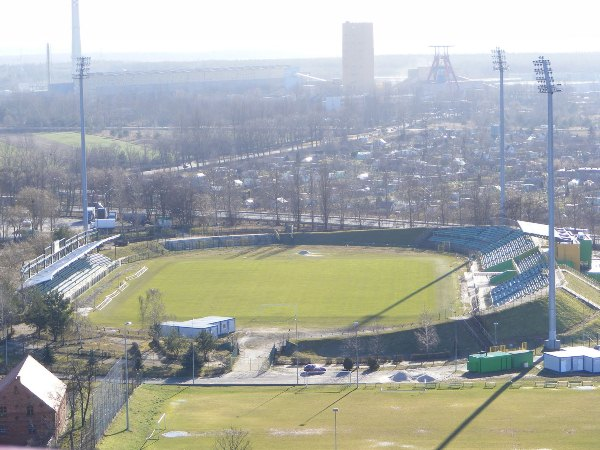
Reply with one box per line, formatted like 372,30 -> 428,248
77,357 -> 141,449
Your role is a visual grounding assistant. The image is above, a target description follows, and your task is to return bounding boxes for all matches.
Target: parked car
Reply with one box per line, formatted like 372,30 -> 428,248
303,364 -> 326,374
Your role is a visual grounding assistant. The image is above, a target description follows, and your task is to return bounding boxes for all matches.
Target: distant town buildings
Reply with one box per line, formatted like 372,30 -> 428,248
342,22 -> 375,95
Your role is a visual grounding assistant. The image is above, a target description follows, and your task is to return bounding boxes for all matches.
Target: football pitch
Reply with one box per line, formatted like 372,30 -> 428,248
91,246 -> 463,329
99,383 -> 600,449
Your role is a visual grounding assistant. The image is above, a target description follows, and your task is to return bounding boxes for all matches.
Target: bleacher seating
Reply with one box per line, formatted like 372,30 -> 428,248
428,226 -> 549,307
428,226 -> 523,255
39,252 -> 116,299
490,263 -> 548,306
480,235 -> 536,270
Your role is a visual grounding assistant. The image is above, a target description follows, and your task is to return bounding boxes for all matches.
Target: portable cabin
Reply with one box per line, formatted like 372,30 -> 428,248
544,346 -> 600,373
161,316 -> 235,339
467,351 -> 511,373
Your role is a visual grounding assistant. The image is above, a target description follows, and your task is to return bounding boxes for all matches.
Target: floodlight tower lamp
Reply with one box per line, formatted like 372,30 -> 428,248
491,47 -> 508,222
73,57 -> 91,231
533,55 -> 561,351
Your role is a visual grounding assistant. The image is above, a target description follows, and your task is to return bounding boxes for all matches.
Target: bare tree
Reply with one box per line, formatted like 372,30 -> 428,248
213,427 -> 252,450
414,311 -> 440,355
138,288 -> 167,342
16,187 -> 59,231
317,162 -> 332,230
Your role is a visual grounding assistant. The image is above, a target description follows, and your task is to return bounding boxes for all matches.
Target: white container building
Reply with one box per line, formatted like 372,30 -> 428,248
544,346 -> 600,373
160,316 -> 235,339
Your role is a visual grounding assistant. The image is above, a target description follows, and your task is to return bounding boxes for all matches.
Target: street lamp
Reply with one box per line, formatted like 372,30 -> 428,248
533,56 -> 561,351
493,322 -> 499,346
353,321 -> 359,387
124,321 -> 132,431
332,407 -> 339,450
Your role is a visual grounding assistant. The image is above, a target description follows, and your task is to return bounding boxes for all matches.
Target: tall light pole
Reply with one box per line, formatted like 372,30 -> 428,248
353,321 -> 359,387
332,407 -> 339,450
492,47 -> 508,222
124,321 -> 132,431
191,319 -> 195,385
534,56 -> 561,351
73,56 -> 90,231
295,315 -> 299,385
493,322 -> 499,346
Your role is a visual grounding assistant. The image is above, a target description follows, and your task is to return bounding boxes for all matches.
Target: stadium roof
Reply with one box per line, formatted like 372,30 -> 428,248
545,346 -> 600,358
518,221 -> 589,243
22,235 -> 118,289
517,220 -> 556,238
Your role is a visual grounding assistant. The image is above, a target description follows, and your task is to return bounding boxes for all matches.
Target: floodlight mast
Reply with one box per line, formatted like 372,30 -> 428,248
73,57 -> 90,231
492,48 -> 508,222
533,56 -> 561,351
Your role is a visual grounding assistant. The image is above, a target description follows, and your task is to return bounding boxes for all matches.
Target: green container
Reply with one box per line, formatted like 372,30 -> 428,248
468,352 -> 511,373
509,350 -> 533,369
467,354 -> 482,372
579,238 -> 593,268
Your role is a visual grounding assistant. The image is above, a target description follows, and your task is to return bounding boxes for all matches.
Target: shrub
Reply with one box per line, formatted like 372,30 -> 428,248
367,357 -> 380,371
343,357 -> 354,371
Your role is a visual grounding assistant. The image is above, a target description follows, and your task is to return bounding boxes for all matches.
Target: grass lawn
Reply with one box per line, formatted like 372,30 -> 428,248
37,131 -> 157,159
90,246 -> 463,329
563,271 -> 600,302
99,383 -> 600,449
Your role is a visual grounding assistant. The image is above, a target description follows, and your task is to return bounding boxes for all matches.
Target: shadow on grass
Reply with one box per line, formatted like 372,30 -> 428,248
299,386 -> 357,426
435,357 -> 542,449
357,261 -> 469,328
238,386 -> 294,417
103,428 -> 128,438
255,245 -> 291,259
225,246 -> 265,259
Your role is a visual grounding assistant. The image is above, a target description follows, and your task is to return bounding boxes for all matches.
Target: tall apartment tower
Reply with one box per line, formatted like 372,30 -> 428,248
342,22 -> 375,95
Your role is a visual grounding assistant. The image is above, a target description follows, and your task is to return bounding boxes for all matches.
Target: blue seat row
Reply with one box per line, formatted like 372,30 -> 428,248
491,264 -> 549,306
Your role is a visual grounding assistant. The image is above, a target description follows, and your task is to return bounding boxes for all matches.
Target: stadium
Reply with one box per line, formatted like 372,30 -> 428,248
16,221 -> 600,448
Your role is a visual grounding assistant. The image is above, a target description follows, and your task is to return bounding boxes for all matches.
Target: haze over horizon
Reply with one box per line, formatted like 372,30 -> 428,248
2,0 -> 600,62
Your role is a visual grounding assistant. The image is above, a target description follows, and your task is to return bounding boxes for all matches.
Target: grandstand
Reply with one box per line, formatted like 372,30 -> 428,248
21,231 -> 119,300
426,226 -> 549,309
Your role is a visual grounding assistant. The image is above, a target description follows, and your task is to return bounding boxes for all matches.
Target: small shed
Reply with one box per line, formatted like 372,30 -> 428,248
160,316 -> 235,339
544,346 -> 600,373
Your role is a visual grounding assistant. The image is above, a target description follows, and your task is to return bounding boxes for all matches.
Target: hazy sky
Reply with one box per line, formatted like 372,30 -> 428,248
2,0 -> 599,60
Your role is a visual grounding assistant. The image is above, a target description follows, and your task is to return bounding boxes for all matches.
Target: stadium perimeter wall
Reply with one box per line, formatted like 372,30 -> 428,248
280,228 -> 430,247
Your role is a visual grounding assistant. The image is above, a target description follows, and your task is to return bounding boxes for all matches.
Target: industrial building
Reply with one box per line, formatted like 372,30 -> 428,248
342,22 -> 374,95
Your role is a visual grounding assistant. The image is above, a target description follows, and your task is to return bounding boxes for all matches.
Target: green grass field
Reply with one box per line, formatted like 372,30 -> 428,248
99,383 -> 600,449
90,246 -> 463,329
37,132 -> 158,159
